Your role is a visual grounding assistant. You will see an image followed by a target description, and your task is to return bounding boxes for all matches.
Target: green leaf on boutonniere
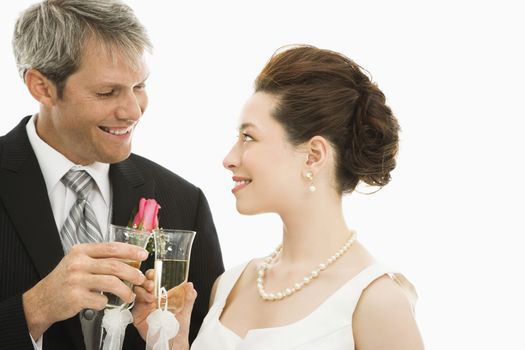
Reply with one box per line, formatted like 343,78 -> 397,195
127,206 -> 138,228
146,235 -> 155,255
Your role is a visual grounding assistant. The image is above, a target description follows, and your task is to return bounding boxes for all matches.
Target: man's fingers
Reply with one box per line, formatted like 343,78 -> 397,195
90,258 -> 145,286
81,291 -> 109,311
85,274 -> 136,305
70,242 -> 148,261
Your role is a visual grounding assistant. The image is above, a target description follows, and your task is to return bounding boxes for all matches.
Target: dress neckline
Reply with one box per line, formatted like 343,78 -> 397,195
216,260 -> 382,341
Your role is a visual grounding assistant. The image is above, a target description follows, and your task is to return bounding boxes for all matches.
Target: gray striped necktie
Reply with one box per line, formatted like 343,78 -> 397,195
60,169 -> 103,253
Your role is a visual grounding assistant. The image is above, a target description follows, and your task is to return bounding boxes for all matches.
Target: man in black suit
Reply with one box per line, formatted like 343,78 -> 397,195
0,1 -> 224,349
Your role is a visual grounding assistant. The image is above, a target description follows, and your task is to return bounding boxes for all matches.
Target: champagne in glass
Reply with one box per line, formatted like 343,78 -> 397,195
104,224 -> 152,309
153,229 -> 195,312
105,259 -> 142,308
154,259 -> 189,312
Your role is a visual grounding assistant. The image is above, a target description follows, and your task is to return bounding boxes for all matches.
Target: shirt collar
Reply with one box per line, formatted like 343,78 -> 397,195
26,114 -> 111,206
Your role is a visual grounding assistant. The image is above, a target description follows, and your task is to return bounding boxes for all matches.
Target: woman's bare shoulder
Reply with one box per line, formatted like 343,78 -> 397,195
352,274 -> 425,350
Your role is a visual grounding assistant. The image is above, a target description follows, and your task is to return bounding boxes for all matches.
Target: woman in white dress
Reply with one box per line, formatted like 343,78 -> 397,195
135,44 -> 425,350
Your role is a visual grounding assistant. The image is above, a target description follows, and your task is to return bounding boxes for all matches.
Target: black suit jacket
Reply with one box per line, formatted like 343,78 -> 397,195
0,117 -> 224,349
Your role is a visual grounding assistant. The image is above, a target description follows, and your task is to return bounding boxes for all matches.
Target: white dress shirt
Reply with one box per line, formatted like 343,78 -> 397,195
25,114 -> 111,349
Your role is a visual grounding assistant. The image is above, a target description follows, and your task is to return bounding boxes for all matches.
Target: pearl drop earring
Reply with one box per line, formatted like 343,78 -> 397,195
306,171 -> 316,192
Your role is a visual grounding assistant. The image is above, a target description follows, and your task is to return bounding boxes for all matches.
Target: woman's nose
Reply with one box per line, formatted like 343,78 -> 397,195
222,144 -> 239,170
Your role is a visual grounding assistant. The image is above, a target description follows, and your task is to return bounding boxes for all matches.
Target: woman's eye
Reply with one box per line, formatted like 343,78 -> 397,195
242,133 -> 254,143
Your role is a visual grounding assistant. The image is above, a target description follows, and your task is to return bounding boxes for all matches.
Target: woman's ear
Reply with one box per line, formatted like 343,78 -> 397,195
25,69 -> 59,107
305,136 -> 331,172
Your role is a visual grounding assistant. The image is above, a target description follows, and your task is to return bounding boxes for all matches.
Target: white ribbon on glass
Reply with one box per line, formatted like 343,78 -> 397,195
101,305 -> 134,350
146,287 -> 180,350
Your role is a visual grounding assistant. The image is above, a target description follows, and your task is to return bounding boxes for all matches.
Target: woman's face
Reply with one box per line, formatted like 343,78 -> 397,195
223,92 -> 307,215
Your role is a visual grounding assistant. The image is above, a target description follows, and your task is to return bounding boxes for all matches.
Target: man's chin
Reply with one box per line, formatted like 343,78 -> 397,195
98,150 -> 132,164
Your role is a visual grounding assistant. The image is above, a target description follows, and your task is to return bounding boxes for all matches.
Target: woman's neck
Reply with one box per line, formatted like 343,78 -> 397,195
276,195 -> 353,266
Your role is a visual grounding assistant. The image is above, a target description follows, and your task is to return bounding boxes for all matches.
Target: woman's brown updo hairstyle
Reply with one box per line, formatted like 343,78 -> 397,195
255,45 -> 400,194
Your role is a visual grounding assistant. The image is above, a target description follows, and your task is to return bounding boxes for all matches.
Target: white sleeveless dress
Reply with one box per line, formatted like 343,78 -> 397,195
191,261 -> 417,350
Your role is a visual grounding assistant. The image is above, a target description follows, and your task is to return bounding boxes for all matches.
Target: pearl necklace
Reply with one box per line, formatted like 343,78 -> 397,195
256,232 -> 357,301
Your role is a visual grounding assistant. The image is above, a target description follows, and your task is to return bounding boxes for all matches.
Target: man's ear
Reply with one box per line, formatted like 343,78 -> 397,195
24,69 -> 59,107
304,135 -> 330,172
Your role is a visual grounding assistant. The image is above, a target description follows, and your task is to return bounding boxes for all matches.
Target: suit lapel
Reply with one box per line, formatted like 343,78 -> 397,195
0,117 -> 64,280
109,156 -> 154,227
0,117 -> 85,349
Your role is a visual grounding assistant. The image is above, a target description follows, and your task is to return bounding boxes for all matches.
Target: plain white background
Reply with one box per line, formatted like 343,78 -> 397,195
1,1 -> 524,349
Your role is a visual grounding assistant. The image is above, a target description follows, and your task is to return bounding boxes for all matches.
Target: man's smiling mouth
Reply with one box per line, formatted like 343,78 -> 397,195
99,126 -> 133,135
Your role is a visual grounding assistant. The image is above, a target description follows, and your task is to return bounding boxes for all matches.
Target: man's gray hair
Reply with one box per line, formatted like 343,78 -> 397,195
12,0 -> 153,96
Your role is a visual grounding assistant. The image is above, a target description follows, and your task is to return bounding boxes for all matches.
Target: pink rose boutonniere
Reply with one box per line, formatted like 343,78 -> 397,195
132,198 -> 161,231
129,198 -> 161,253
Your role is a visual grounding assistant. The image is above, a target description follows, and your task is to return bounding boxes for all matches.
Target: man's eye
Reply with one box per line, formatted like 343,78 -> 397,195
96,91 -> 114,98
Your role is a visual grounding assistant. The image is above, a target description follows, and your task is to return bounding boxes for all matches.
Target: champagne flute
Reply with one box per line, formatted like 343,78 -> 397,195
153,229 -> 196,312
104,224 -> 152,308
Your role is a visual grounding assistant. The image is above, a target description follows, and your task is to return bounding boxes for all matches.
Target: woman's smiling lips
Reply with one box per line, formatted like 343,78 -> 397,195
232,176 -> 252,193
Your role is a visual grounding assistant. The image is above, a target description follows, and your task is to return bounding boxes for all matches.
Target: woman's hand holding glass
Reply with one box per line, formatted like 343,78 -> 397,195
131,229 -> 196,349
132,269 -> 197,349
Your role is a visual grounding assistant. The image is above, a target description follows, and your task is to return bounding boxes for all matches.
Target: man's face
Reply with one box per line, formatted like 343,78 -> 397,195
37,38 -> 149,165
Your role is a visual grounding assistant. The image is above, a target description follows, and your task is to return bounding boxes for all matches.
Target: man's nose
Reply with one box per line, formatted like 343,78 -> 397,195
115,90 -> 144,121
